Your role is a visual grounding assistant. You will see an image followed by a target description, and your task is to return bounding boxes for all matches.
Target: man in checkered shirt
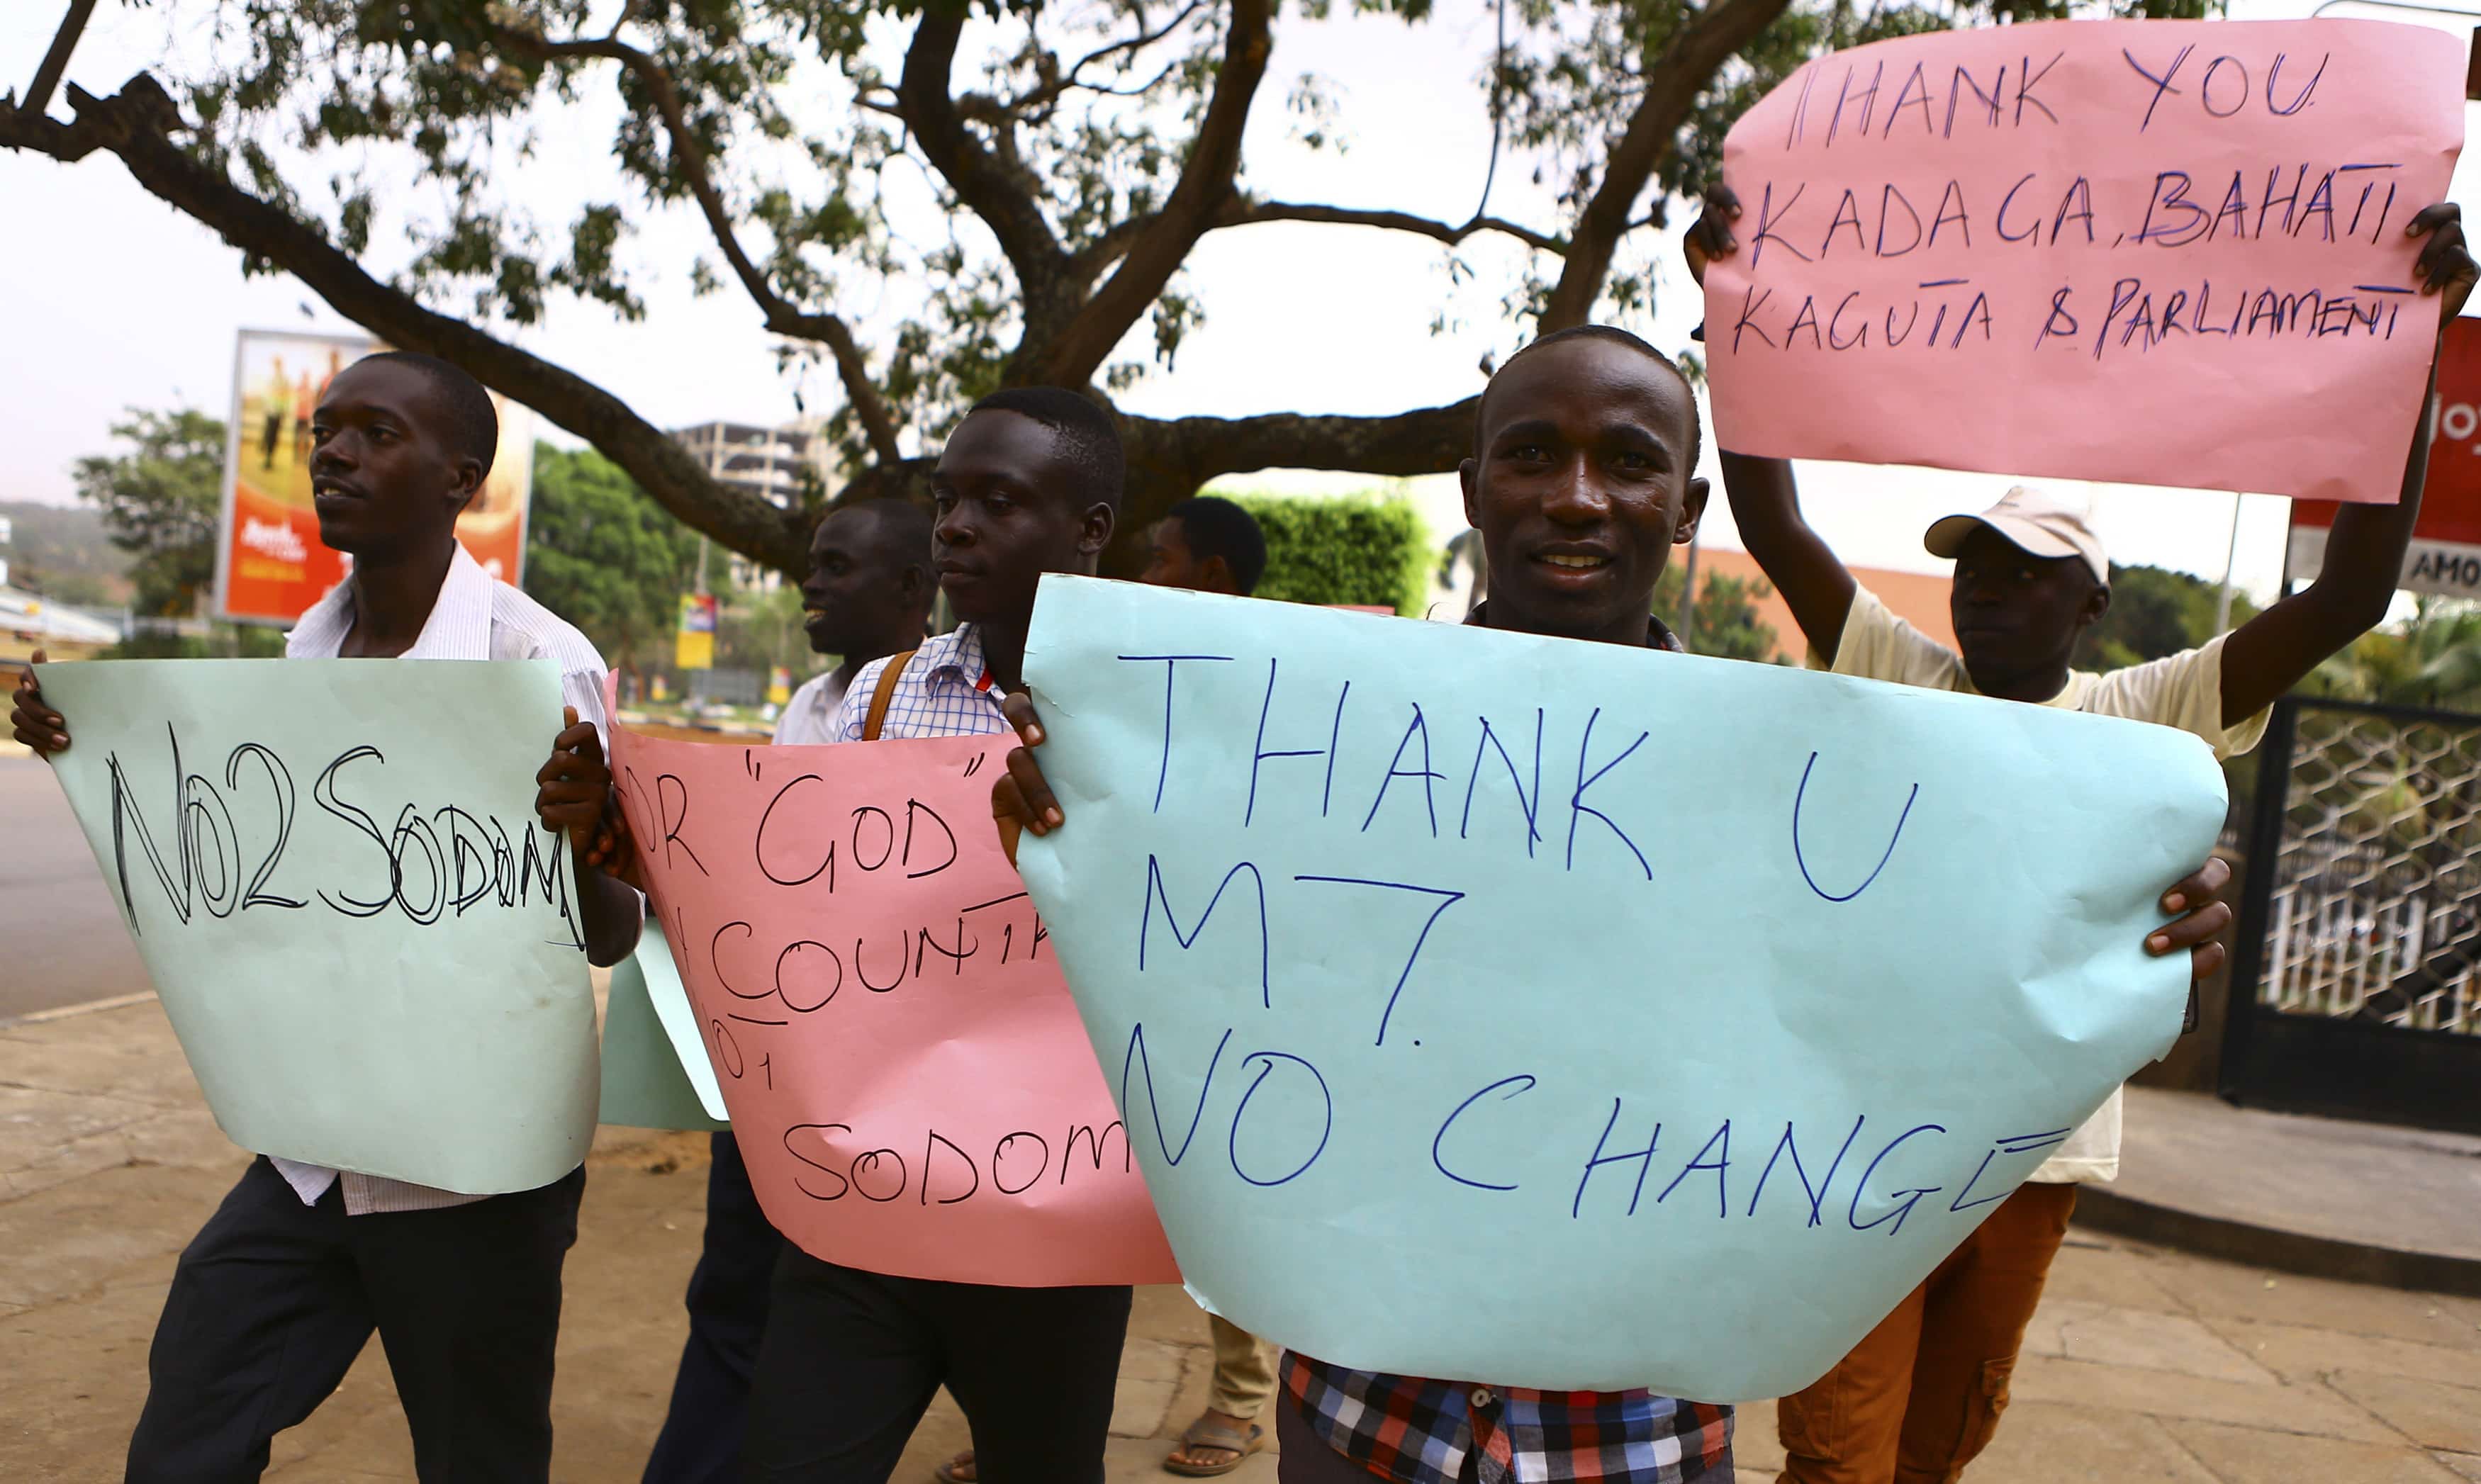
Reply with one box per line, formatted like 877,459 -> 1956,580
992,327 -> 2239,1484
738,387 -> 1135,1484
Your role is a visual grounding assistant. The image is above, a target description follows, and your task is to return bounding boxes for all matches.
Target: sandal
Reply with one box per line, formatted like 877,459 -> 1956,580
934,1450 -> 976,1484
1162,1416 -> 1267,1478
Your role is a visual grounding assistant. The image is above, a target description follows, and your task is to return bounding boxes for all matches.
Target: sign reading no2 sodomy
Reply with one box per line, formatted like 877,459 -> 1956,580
1017,579 -> 2227,1400
1703,19 -> 2464,505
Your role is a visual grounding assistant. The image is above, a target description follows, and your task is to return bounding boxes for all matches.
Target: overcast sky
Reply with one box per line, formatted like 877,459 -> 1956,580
1,0 -> 2474,599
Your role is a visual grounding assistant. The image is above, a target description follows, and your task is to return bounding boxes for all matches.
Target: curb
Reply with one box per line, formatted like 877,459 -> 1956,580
0,989 -> 157,1032
2073,1184 -> 2481,1299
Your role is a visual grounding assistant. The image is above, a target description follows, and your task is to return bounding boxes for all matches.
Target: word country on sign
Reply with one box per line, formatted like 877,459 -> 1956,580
605,719 -> 1180,1288
39,658 -> 600,1195
1704,18 -> 2465,505
1016,577 -> 2227,1400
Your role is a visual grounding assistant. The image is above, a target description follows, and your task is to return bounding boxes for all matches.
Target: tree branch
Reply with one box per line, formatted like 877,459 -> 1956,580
1537,0 -> 1793,331
899,10 -> 1080,340
1025,0 -> 1272,386
6,75 -> 812,573
493,25 -> 904,465
22,0 -> 96,117
1109,392 -> 1477,570
1215,199 -> 1565,254
997,0 -> 1209,121
1127,396 -> 1478,493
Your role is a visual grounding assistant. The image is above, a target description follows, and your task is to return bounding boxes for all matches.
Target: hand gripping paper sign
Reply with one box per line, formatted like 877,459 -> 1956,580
605,722 -> 1180,1287
38,658 -> 598,1193
1014,578 -> 2227,1400
1702,19 -> 2464,505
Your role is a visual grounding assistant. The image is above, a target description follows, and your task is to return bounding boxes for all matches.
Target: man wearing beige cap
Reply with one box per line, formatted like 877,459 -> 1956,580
1686,192 -> 2475,1484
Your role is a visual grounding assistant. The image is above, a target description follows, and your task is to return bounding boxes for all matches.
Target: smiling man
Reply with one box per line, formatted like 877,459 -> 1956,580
991,325 -> 2237,1484
777,500 -> 938,746
13,350 -> 629,1483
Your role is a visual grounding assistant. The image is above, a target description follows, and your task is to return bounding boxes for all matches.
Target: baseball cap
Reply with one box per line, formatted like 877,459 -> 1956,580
1924,485 -> 2109,585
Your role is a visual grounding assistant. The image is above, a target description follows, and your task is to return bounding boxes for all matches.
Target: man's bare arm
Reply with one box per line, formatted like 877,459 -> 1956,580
1688,186 -> 1859,663
2217,205 -> 2475,726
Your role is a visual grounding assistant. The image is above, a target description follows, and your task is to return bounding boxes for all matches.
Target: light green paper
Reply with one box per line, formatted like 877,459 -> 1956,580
1017,577 -> 2227,1399
41,658 -> 598,1193
599,916 -> 729,1131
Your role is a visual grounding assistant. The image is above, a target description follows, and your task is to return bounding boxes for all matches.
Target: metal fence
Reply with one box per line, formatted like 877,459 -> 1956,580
2253,702 -> 2481,1035
2223,697 -> 2481,1133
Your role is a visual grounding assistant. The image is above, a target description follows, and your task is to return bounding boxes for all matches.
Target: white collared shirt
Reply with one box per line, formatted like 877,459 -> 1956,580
772,668 -> 851,746
272,543 -> 614,1215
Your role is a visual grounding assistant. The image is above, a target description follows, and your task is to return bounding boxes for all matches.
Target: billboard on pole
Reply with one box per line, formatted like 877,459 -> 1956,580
676,593 -> 717,670
2288,317 -> 2481,598
215,330 -> 536,624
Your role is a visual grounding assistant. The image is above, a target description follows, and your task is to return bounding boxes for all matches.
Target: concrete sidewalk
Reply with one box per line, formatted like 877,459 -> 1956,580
5,996 -> 2480,1483
2083,1086 -> 2481,1297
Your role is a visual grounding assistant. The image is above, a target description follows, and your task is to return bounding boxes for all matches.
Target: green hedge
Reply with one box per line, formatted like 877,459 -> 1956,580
1228,492 -> 1428,616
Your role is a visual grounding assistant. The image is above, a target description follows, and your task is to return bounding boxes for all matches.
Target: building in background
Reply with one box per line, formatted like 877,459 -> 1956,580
0,515 -> 120,663
2,589 -> 121,663
671,420 -> 824,507
670,417 -> 843,590
1688,546 -> 1957,663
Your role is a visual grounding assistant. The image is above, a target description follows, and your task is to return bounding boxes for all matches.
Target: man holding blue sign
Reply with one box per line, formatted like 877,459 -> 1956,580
993,327 -> 2234,1484
1686,192 -> 2472,1484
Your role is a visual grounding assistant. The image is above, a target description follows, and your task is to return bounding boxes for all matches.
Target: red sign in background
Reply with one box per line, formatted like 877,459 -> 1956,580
2289,316 -> 2481,595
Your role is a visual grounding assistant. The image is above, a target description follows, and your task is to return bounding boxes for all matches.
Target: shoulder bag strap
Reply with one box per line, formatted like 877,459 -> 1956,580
861,650 -> 917,742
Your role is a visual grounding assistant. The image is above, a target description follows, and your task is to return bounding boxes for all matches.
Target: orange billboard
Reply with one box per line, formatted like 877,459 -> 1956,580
215,330 -> 535,624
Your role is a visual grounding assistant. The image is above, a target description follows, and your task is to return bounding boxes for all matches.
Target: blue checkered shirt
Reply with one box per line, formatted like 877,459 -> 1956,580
830,624 -> 1010,741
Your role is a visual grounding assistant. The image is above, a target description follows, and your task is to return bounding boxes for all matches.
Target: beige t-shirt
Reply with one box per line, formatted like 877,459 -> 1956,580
1821,585 -> 2270,1184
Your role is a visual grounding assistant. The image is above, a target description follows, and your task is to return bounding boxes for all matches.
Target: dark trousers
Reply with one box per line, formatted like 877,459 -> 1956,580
644,1132 -> 788,1484
125,1155 -> 585,1484
744,1248 -> 1132,1484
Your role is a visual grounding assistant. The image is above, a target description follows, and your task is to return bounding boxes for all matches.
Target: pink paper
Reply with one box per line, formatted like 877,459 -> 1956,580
1704,19 -> 2464,504
607,724 -> 1179,1287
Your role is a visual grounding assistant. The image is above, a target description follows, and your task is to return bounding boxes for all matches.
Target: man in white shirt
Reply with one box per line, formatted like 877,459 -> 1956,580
1685,195 -> 2475,1484
773,500 -> 937,746
634,498 -> 934,1484
13,351 -> 634,1483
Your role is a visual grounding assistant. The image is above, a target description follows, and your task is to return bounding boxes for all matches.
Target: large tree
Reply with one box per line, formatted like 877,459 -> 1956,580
71,406 -> 227,617
525,442 -> 704,675
1,0 -> 2203,578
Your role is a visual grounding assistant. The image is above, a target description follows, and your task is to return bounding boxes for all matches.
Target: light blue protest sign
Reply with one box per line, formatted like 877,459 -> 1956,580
40,658 -> 599,1194
600,916 -> 730,1132
1017,577 -> 2224,1400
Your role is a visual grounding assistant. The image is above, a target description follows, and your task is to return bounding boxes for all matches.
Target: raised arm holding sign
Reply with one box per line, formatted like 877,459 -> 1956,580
1693,186 -> 2473,725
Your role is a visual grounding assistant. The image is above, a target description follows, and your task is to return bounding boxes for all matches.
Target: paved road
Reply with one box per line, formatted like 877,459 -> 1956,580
0,754 -> 147,1020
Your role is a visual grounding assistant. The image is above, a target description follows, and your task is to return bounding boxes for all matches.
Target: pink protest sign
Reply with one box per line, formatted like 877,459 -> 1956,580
607,724 -> 1180,1287
1703,19 -> 2464,504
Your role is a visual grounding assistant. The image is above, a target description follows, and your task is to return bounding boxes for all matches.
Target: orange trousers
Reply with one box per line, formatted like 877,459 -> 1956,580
1776,1183 -> 2076,1484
